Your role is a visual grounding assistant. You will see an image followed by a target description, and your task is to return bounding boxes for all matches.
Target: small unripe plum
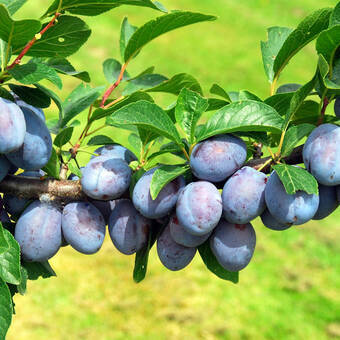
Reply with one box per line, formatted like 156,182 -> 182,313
265,171 -> 319,225
133,168 -> 185,219
303,124 -> 340,186
190,134 -> 247,182
62,202 -> 106,254
6,106 -> 52,170
222,166 -> 267,224
108,199 -> 150,255
81,155 -> 131,200
176,181 -> 222,236
15,201 -> 62,262
210,220 -> 256,272
260,209 -> 291,231
169,214 -> 211,247
157,224 -> 196,271
0,98 -> 26,154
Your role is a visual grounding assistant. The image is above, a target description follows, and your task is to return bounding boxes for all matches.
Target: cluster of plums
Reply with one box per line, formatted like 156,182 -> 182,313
1,95 -> 340,274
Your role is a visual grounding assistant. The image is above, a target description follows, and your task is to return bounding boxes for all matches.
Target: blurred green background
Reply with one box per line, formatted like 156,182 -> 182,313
7,0 -> 340,339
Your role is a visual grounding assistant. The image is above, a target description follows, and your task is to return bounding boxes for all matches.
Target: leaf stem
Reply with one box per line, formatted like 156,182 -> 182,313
316,93 -> 329,126
181,147 -> 190,162
85,124 -> 107,137
103,95 -> 125,109
270,76 -> 278,96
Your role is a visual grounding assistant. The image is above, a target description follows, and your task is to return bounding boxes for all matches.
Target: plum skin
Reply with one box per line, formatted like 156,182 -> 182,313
222,166 -> 267,224
0,98 -> 26,154
15,201 -> 62,262
303,123 -> 340,186
132,168 -> 185,219
190,134 -> 247,182
81,155 -> 132,200
176,181 -> 222,236
62,202 -> 106,255
169,214 -> 211,248
265,171 -> 319,225
260,209 -> 291,231
0,156 -> 10,182
6,106 -> 52,170
157,223 -> 196,271
108,199 -> 150,255
210,220 -> 256,272
91,144 -> 137,163
313,184 -> 338,220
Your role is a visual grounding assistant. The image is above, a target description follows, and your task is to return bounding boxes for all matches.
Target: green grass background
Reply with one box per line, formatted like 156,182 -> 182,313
7,0 -> 340,339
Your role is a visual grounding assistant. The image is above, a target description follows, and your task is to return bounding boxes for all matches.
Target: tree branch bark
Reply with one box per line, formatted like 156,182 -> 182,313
0,145 -> 304,201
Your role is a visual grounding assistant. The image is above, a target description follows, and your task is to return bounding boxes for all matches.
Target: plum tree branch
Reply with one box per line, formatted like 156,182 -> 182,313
0,145 -> 304,200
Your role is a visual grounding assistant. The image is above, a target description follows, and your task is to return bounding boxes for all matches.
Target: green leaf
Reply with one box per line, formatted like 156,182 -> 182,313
273,8 -> 332,80
0,5 -> 41,49
146,73 -> 202,95
276,83 -> 301,94
68,161 -> 82,179
281,124 -> 314,157
137,127 -> 159,146
150,164 -> 189,200
316,25 -> 340,64
16,266 -> 27,295
197,100 -> 284,141
103,58 -> 129,84
175,88 -> 208,143
261,26 -> 293,83
0,278 -> 12,339
0,0 -> 27,15
8,59 -> 62,89
120,17 -> 138,60
43,0 -> 166,17
0,224 -> 9,254
239,90 -> 262,102
89,91 -> 154,123
14,16 -> 91,58
62,83 -> 104,127
0,39 -> 11,68
284,75 -> 317,128
128,133 -> 142,157
330,2 -> 340,27
0,86 -> 14,101
106,100 -> 183,145
124,11 -> 216,62
209,83 -> 231,101
0,229 -> 21,285
47,58 -> 90,82
8,84 -> 51,108
147,142 -> 185,161
87,135 -> 114,146
133,222 -> 163,283
207,98 -> 229,111
123,73 -> 167,95
198,241 -> 239,284
22,260 -> 56,280
264,92 -> 294,116
317,54 -> 340,91
272,164 -> 318,195
42,147 -> 60,179
54,127 -> 74,147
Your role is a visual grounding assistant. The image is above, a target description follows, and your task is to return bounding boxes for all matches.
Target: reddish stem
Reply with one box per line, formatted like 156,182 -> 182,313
7,12 -> 61,70
317,97 -> 329,126
100,63 -> 128,107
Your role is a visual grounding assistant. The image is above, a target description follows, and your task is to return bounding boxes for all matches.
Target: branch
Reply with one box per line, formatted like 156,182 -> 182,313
0,145 -> 304,201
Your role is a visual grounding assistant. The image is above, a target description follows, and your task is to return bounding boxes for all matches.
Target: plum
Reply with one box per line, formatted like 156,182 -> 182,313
0,156 -> 10,182
92,144 -> 137,163
190,134 -> 247,182
260,209 -> 292,231
176,181 -> 222,236
210,220 -> 256,272
222,166 -> 267,224
313,184 -> 338,220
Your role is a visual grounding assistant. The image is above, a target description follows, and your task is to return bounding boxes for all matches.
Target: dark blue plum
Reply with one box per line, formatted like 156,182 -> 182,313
337,186 -> 340,203
6,106 -> 52,170
62,202 -> 106,254
92,144 -> 137,163
303,124 -> 340,186
313,184 -> 338,220
190,134 -> 247,182
81,155 -> 131,200
0,98 -> 26,154
260,209 -> 292,231
15,201 -> 62,262
176,181 -> 222,236
210,220 -> 256,272
169,214 -> 211,247
132,168 -> 185,219
157,223 -> 196,271
265,171 -> 319,225
334,97 -> 340,118
0,156 -> 10,182
222,166 -> 267,224
90,199 -> 116,223
3,171 -> 44,218
16,100 -> 45,122
68,167 -> 84,181
108,199 -> 150,255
